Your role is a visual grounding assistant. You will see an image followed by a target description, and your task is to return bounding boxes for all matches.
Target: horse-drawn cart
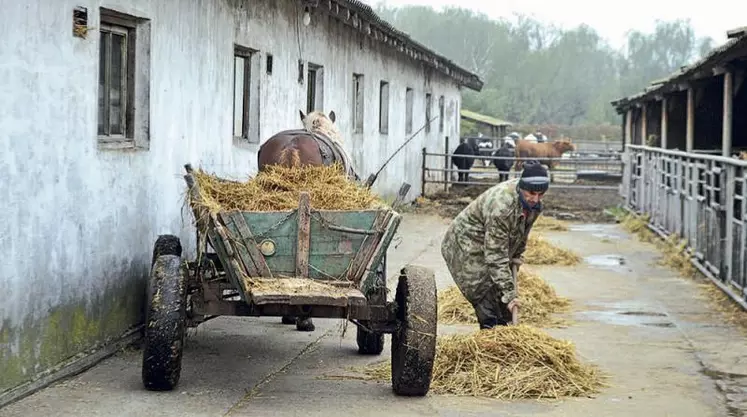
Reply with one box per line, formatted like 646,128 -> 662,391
141,164 -> 438,396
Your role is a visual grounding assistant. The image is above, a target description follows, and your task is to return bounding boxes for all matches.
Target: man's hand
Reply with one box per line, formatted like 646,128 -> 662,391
511,258 -> 523,267
507,298 -> 520,311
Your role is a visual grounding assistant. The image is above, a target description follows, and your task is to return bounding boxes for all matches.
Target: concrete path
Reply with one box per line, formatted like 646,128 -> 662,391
2,213 -> 747,417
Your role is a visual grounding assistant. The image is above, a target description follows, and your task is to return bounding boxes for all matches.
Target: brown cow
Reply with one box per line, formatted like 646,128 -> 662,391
513,138 -> 577,172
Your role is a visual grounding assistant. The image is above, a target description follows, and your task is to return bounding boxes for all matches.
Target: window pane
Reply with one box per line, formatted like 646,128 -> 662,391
109,33 -> 125,135
233,56 -> 245,137
98,32 -> 108,135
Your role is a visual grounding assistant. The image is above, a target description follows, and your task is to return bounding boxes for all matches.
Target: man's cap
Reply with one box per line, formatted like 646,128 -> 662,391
519,160 -> 549,193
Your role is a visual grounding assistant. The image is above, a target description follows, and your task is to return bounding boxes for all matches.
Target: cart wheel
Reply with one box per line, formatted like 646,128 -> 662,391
142,235 -> 187,391
357,257 -> 386,355
390,265 -> 437,397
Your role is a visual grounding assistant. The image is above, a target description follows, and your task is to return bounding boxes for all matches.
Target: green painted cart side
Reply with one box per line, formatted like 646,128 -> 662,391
182,164 -> 401,306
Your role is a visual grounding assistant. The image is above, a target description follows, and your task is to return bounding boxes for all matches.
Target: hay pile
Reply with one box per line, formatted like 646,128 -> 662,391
524,234 -> 582,266
190,164 -> 385,213
533,216 -> 570,232
437,269 -> 571,328
358,325 -> 606,400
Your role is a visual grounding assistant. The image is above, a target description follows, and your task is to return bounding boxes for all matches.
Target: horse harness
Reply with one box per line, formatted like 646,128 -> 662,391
266,129 -> 360,182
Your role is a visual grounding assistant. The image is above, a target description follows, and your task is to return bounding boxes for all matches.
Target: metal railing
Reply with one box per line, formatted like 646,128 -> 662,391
622,144 -> 747,310
420,148 -> 624,195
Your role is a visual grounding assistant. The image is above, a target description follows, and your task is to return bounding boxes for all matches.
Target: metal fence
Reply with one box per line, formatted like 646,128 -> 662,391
420,148 -> 624,195
622,144 -> 747,310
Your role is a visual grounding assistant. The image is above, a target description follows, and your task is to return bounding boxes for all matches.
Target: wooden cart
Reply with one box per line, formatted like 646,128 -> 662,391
141,164 -> 437,397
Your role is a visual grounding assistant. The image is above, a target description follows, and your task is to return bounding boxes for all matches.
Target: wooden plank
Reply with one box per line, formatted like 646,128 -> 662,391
347,210 -> 392,282
221,213 -> 263,279
246,278 -> 366,307
360,213 -> 402,295
224,212 -> 273,278
391,182 -> 411,211
296,192 -> 311,277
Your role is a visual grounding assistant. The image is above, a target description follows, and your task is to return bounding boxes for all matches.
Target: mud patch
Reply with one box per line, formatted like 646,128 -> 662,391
701,368 -> 747,416
417,182 -> 621,223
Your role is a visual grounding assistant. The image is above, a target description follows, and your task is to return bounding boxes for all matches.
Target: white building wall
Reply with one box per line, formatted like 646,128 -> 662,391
0,0 -> 467,396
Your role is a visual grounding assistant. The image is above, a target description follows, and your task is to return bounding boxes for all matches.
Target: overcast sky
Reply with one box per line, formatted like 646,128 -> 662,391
363,0 -> 747,50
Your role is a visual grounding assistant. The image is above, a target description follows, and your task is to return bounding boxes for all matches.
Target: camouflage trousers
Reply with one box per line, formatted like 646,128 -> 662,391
470,284 -> 514,329
441,233 -> 514,329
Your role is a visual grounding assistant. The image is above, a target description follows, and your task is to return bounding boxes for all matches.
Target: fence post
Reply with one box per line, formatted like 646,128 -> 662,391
421,147 -> 426,198
723,163 -> 734,283
443,136 -> 449,193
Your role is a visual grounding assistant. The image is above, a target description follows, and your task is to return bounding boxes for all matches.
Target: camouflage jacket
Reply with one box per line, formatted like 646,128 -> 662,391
440,178 -> 540,305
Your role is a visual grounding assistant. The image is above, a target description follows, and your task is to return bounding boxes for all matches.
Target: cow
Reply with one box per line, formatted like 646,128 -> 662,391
513,138 -> 576,172
491,141 -> 515,183
451,141 -> 478,183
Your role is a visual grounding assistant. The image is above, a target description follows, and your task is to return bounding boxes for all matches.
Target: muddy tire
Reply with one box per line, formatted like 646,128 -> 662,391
356,257 -> 386,355
390,264 -> 437,396
142,235 -> 187,391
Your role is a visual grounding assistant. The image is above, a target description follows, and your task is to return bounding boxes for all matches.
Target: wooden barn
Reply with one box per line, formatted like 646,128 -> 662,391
612,26 -> 747,312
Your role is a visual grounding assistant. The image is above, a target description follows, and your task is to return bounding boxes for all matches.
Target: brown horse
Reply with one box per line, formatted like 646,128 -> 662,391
513,138 -> 576,172
257,110 -> 357,180
257,109 -> 357,333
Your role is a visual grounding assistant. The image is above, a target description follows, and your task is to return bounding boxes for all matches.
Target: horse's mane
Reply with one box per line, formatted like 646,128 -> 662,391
302,111 -> 343,145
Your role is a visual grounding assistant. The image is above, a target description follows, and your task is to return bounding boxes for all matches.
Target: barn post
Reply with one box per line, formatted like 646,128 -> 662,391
641,102 -> 648,145
722,69 -> 735,283
722,70 -> 733,157
625,109 -> 633,148
421,147 -> 426,197
661,97 -> 668,149
686,87 -> 695,152
443,136 -> 449,192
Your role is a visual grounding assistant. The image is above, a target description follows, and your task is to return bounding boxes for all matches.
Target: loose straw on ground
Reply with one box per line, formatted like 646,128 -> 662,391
524,234 -> 581,266
619,213 -> 695,278
437,269 -> 571,328
189,163 -> 386,213
355,325 -> 607,400
533,216 -> 570,232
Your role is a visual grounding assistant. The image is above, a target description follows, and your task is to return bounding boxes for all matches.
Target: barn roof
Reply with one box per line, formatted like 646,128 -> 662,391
610,26 -> 747,113
308,0 -> 484,91
460,109 -> 512,127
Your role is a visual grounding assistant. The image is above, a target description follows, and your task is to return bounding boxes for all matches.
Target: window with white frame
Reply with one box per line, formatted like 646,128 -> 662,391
405,87 -> 414,134
352,73 -> 364,133
379,81 -> 389,135
233,44 -> 260,145
97,8 -> 150,149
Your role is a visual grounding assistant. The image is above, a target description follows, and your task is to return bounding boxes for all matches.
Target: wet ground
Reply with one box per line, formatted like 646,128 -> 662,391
2,213 -> 747,417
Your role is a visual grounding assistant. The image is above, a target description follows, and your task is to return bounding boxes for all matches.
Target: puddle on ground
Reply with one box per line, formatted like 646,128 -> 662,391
618,311 -> 667,317
584,254 -> 628,272
643,322 -> 675,328
575,309 -> 674,328
569,223 -> 626,241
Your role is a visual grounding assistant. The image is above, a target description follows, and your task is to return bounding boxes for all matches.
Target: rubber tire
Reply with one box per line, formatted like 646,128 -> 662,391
142,236 -> 187,391
356,257 -> 387,355
390,265 -> 437,397
151,234 -> 182,266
